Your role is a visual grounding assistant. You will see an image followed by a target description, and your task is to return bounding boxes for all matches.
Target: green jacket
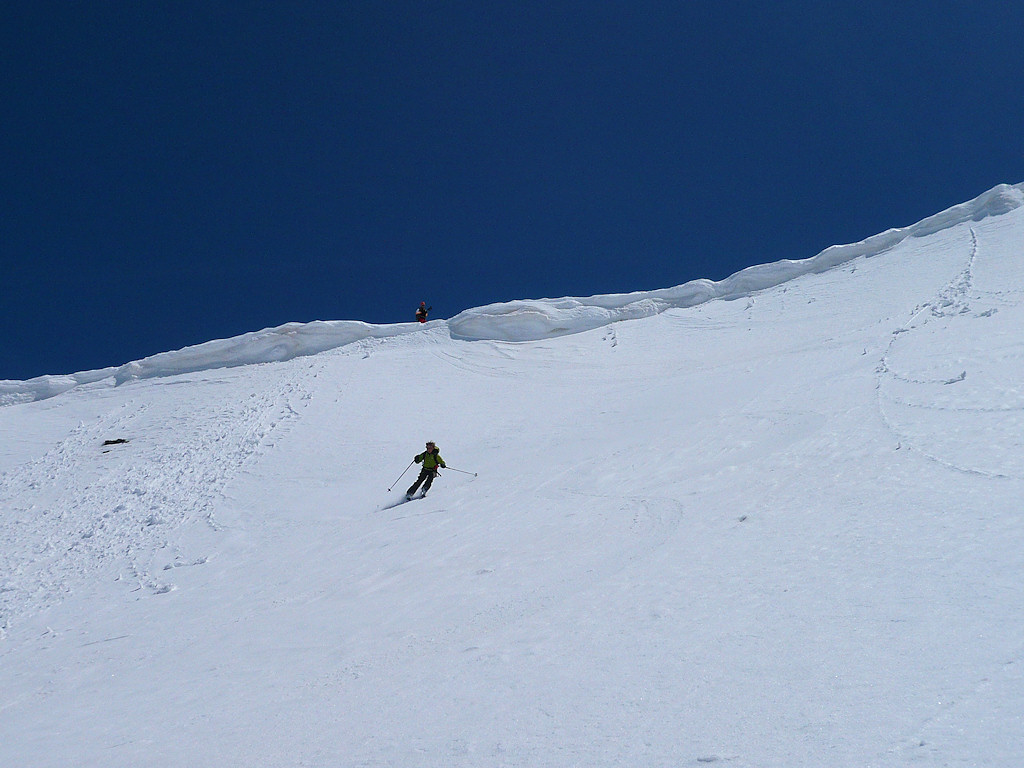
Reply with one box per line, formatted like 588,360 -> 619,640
415,448 -> 445,471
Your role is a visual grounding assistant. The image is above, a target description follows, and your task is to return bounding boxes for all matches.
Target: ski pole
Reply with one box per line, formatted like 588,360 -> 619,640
387,460 -> 415,491
444,466 -> 478,477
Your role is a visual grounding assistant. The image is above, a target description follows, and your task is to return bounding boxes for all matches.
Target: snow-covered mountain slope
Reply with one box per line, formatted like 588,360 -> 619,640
4,182 -> 1022,403
2,186 -> 1023,767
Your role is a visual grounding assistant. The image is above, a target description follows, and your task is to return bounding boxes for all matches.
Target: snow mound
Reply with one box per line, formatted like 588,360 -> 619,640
3,182 -> 1021,401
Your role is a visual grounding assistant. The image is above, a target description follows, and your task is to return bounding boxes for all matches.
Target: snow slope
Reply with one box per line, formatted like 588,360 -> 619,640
2,184 -> 1024,766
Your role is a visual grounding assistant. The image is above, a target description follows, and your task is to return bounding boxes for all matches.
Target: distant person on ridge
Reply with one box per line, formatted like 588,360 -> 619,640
406,441 -> 445,499
415,301 -> 431,323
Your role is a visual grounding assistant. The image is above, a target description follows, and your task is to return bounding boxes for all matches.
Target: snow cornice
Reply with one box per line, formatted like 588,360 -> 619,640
3,182 -> 1022,404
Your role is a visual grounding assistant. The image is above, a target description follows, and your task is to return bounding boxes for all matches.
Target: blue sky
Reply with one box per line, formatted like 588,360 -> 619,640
3,2 -> 1022,380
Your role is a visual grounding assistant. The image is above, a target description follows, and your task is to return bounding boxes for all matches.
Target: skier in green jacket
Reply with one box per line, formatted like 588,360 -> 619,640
406,441 -> 446,499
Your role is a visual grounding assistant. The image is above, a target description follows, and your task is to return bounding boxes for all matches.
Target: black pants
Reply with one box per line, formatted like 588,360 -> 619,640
407,467 -> 437,496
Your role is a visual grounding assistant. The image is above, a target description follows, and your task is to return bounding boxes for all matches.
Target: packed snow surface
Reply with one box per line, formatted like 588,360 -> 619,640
2,183 -> 1024,766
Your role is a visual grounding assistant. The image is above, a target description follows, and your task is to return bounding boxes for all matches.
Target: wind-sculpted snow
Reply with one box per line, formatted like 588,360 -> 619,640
449,182 -> 1024,341
0,320 -> 428,404
2,182 -> 1021,402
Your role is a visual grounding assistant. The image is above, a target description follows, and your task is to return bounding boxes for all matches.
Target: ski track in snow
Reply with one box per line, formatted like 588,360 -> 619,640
885,652 -> 1024,763
0,359 -> 321,636
875,225 -> 1024,480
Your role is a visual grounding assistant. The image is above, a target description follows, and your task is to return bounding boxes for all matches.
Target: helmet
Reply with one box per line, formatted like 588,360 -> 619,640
420,301 -> 426,307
